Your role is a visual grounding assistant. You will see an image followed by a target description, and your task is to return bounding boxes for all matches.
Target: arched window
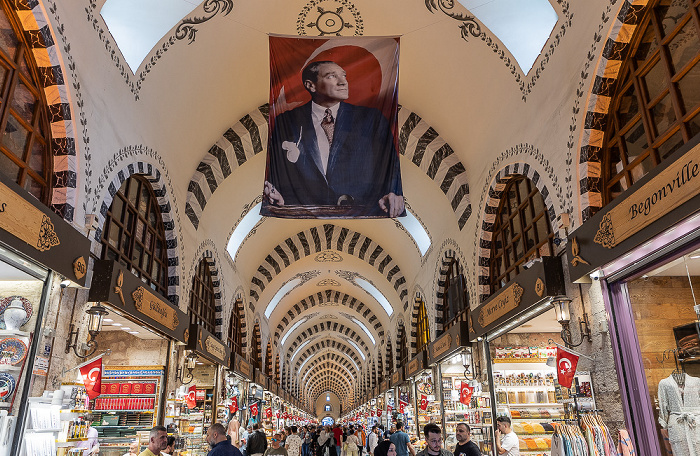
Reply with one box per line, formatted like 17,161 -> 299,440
416,299 -> 430,353
189,258 -> 216,334
602,0 -> 700,205
386,339 -> 394,374
252,323 -> 262,371
100,175 -> 169,298
227,299 -> 243,356
399,325 -> 408,365
442,258 -> 469,332
489,176 -> 553,295
0,3 -> 52,204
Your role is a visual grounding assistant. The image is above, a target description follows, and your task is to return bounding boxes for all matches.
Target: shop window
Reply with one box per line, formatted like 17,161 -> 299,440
416,299 -> 430,353
188,258 -> 216,334
227,299 -> 243,356
399,325 -> 408,365
489,176 -> 553,295
325,404 -> 331,412
99,174 -> 169,298
442,257 -> 469,332
602,0 -> 700,204
0,3 -> 52,203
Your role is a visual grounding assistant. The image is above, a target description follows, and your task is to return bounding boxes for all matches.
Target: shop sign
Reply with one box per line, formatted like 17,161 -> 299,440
470,257 -> 565,339
187,324 -> 231,366
405,350 -> 427,378
380,379 -> 390,392
568,136 -> 700,282
89,260 -> 189,342
427,321 -> 470,365
391,369 -> 403,387
232,353 -> 253,379
103,366 -> 165,378
0,172 -> 91,285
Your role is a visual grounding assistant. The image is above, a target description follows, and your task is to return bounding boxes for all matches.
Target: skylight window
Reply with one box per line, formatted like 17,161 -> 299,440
291,339 -> 313,361
355,278 -> 393,317
399,209 -> 430,256
281,317 -> 310,346
348,315 -> 376,345
264,278 -> 301,318
457,0 -> 558,73
345,338 -> 366,361
101,0 -> 200,73
227,202 -> 263,261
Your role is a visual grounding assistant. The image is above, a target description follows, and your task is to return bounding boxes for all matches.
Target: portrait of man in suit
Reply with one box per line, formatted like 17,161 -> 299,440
262,59 -> 405,219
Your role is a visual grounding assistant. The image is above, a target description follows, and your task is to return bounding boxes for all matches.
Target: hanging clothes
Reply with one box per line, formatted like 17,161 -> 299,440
616,430 -> 636,456
658,373 -> 700,456
552,424 -> 589,456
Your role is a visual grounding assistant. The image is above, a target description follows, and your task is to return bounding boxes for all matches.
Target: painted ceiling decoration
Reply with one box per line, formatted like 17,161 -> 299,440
298,0 -> 364,36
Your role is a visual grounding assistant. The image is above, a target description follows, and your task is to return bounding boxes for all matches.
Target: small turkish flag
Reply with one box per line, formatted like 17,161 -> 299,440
387,405 -> 392,413
398,400 -> 407,414
250,402 -> 259,417
556,346 -> 579,388
377,410 -> 382,417
419,394 -> 428,411
370,410 -> 375,417
460,383 -> 473,405
186,385 -> 197,409
276,410 -> 280,418
229,396 -> 238,414
265,407 -> 272,418
79,357 -> 103,399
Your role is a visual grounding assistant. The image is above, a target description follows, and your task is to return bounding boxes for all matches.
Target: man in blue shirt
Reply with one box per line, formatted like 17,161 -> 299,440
207,423 -> 244,456
389,422 -> 415,456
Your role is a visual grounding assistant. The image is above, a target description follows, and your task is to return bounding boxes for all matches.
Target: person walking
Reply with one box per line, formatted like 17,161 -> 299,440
415,424 -> 452,456
263,433 -> 288,456
139,426 -> 169,456
333,425 -> 343,456
302,426 -> 312,456
286,426 -> 303,456
207,423 -> 244,456
452,423 -> 480,456
368,426 -> 379,455
389,422 -> 415,456
343,429 -> 361,456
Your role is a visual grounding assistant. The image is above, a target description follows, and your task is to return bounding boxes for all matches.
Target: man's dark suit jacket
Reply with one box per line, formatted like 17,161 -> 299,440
263,101 -> 403,217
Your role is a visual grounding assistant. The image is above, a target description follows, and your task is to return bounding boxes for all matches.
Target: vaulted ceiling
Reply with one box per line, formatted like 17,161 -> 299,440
52,0 -> 615,414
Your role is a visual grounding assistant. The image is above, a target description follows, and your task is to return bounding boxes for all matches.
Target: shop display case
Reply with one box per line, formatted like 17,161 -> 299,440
166,387 -> 214,436
413,370 -> 440,450
179,433 -> 208,456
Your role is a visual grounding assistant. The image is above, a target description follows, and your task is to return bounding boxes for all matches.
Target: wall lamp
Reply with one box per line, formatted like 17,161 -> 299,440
65,303 -> 109,358
461,350 -> 481,386
552,296 -> 591,348
176,351 -> 198,384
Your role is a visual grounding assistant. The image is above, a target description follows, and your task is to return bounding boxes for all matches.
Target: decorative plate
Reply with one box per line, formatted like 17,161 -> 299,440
0,296 -> 32,329
0,372 -> 16,401
0,337 -> 28,365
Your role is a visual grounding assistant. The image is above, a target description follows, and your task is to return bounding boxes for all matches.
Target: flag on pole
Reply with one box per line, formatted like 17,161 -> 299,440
556,346 -> 579,388
78,356 -> 103,399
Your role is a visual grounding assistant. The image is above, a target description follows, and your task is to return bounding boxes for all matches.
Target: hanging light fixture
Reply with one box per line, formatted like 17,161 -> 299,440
176,351 -> 197,384
65,303 -> 109,358
551,296 -> 591,348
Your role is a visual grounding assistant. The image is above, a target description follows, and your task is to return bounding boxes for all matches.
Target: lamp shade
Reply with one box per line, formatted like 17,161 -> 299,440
552,297 -> 571,324
86,303 -> 109,335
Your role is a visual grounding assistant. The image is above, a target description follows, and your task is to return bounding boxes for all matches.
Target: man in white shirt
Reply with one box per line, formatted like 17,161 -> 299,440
494,416 -> 519,456
367,425 -> 379,455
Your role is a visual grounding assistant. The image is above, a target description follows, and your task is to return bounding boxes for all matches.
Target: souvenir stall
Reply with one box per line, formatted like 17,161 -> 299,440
251,370 -> 269,435
0,171 -> 92,456
427,322 -> 493,455
390,369 -> 404,431
223,353 -> 253,447
471,257 -> 600,456
566,136 -> 700,455
379,378 -> 392,429
405,351 -> 436,447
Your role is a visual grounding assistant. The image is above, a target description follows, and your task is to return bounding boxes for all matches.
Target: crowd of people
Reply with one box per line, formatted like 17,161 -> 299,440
121,414 -> 519,456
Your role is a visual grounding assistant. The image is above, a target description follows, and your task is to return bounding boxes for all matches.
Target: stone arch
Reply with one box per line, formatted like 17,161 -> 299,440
250,224 -> 408,312
301,353 -> 359,382
230,292 -> 247,354
288,322 -> 372,359
434,244 -> 470,333
476,163 -> 557,302
189,250 -> 225,339
274,290 -> 384,343
309,379 -> 351,407
11,1 -> 80,220
252,322 -> 262,369
576,0 -> 651,221
308,374 -> 352,397
304,366 -> 356,397
294,339 -> 364,371
185,104 -> 471,229
410,295 -> 431,355
92,161 -> 181,304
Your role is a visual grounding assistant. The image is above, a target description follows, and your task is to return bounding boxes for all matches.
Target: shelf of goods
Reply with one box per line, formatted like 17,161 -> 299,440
441,375 -> 492,456
179,433 -> 208,456
22,396 -> 97,456
165,388 -> 214,435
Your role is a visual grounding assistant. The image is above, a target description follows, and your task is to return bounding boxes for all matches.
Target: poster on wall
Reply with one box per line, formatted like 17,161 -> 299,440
262,35 -> 405,219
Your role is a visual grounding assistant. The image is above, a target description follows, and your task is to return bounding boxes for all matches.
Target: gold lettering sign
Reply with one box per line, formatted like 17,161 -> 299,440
478,283 -> 524,328
0,181 -> 60,251
73,257 -> 86,280
432,334 -> 452,359
392,372 -> 399,383
238,358 -> 252,377
535,278 -> 544,297
407,358 -> 419,375
595,142 -> 700,248
205,335 -> 227,362
131,286 -> 180,330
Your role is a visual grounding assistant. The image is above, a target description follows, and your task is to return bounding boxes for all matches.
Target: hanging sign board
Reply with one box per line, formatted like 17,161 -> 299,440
405,350 -> 428,379
391,369 -> 404,387
469,257 -> 565,340
380,378 -> 391,393
89,260 -> 188,342
186,323 -> 231,366
568,135 -> 700,282
427,321 -> 470,365
232,352 -> 253,380
0,171 -> 91,285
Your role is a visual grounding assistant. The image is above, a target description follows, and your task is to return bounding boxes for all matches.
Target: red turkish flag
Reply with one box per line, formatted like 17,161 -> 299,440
276,410 -> 281,418
387,405 -> 392,413
398,400 -> 407,414
265,407 -> 272,418
556,346 -> 579,388
186,385 -> 197,408
250,402 -> 259,417
229,396 -> 238,414
419,394 -> 428,411
370,410 -> 375,417
377,410 -> 382,417
79,357 -> 103,399
460,383 -> 473,405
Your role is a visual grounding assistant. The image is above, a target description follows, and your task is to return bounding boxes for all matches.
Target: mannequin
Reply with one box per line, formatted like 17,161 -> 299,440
658,372 -> 700,456
229,415 -> 241,446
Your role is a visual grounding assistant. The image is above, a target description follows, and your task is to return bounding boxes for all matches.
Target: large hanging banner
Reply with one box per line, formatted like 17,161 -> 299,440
262,35 -> 404,219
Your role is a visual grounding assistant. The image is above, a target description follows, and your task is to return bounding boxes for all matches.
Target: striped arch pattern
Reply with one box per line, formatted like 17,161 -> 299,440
308,378 -> 352,406
304,367 -> 356,400
577,0 -> 650,221
293,339 -> 363,372
300,353 -> 359,382
12,1 -> 79,221
196,251 -> 224,339
435,248 -> 457,335
264,341 -> 272,375
396,323 -> 405,367
250,224 -> 408,312
274,353 -> 280,383
93,161 -> 180,304
288,322 -> 371,359
274,290 -> 384,343
185,105 -> 471,230
252,323 -> 262,367
385,338 -> 393,373
410,300 -> 423,355
232,298 -> 247,354
477,163 -> 557,302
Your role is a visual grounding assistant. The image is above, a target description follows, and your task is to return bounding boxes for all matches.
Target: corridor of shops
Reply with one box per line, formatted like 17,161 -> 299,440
1,0 -> 700,455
